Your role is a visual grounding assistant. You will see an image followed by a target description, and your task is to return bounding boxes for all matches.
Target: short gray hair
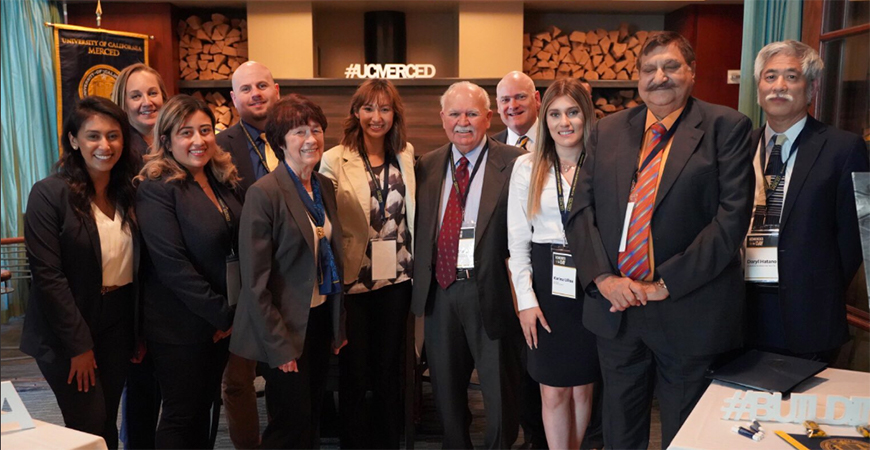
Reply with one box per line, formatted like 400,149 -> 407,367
440,81 -> 491,111
754,40 -> 824,85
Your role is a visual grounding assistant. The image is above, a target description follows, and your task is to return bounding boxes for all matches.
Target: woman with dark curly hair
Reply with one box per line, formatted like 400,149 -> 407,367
20,96 -> 140,449
135,94 -> 242,449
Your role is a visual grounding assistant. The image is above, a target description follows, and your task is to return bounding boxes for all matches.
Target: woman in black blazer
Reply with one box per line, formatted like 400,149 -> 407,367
135,95 -> 242,449
230,94 -> 346,449
20,96 -> 140,449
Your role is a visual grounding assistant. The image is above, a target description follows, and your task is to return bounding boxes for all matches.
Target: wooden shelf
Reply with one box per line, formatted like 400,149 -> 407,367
179,78 -> 638,89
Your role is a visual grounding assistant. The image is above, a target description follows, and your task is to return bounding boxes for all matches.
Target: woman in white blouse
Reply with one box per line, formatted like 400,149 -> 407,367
507,79 -> 599,450
20,97 -> 140,449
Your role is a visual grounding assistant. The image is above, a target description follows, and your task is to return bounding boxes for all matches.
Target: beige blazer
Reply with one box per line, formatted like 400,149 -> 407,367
319,143 -> 416,285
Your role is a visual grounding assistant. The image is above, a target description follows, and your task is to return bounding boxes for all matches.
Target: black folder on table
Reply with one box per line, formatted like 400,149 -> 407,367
707,350 -> 827,394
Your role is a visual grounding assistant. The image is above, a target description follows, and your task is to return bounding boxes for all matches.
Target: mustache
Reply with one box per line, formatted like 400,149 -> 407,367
765,93 -> 794,102
453,126 -> 474,133
646,80 -> 676,91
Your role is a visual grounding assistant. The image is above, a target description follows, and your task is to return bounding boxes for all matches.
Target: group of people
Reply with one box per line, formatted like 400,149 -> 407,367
19,31 -> 866,450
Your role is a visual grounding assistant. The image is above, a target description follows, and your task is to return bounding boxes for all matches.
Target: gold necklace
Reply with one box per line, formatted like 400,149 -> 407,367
559,160 -> 576,173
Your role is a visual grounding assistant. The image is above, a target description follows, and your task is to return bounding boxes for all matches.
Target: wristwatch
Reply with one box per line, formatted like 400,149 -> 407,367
655,278 -> 667,290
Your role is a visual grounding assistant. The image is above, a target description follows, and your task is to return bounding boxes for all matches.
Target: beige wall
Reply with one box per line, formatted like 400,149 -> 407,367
407,11 -> 458,78
458,2 -> 524,78
247,1 -> 314,78
314,11 -> 364,78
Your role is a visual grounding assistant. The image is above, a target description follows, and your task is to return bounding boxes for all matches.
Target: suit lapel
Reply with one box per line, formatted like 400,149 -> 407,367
780,116 -> 825,228
83,214 -> 102,279
654,99 -> 704,210
475,138 -> 507,249
276,167 -> 315,255
228,124 -> 257,185
617,108 -> 647,216
341,147 -> 372,228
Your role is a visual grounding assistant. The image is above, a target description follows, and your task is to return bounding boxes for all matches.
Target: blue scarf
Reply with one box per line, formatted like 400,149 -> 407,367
284,162 -> 341,295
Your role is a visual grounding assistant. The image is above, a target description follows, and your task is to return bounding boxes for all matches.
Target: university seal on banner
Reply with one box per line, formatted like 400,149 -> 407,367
78,64 -> 120,99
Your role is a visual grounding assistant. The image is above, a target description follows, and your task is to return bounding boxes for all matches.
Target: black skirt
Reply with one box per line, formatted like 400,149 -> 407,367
526,242 -> 600,387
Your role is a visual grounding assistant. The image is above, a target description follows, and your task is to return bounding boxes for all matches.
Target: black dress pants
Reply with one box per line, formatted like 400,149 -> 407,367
149,338 -> 229,449
121,351 -> 161,449
260,302 -> 333,449
340,281 -> 412,449
37,286 -> 133,450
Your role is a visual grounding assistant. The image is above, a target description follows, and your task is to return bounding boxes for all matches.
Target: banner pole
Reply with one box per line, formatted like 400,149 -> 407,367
96,0 -> 102,28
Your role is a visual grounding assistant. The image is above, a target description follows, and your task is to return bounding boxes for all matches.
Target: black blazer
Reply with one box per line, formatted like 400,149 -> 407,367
217,122 -> 258,193
20,175 -> 140,363
492,129 -> 509,145
567,97 -> 755,356
230,168 -> 345,368
136,172 -> 242,345
411,137 -> 525,340
749,116 -> 869,353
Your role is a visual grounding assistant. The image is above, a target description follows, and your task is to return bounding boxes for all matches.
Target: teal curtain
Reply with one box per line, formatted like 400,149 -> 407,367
1,0 -> 60,240
738,0 -> 803,127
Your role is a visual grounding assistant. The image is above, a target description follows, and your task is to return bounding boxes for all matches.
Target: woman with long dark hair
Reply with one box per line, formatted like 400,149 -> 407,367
135,95 -> 241,449
20,96 -> 139,449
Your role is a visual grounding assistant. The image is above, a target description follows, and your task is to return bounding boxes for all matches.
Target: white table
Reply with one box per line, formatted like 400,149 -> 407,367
669,368 -> 869,450
1,418 -> 107,450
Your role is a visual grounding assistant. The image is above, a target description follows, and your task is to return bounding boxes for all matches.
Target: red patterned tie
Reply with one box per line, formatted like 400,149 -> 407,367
435,156 -> 470,289
618,122 -> 667,280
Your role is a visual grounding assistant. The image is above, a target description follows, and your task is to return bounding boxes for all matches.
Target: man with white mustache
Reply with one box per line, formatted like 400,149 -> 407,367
216,60 -> 280,449
494,71 -> 541,152
412,81 -> 525,449
745,40 -> 868,363
566,32 -> 755,448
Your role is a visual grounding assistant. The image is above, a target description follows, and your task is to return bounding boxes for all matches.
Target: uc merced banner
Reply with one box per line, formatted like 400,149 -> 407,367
52,24 -> 149,138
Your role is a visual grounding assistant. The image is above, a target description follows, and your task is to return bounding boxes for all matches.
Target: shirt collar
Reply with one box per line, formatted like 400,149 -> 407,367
241,120 -> 265,141
764,115 -> 807,148
644,106 -> 685,132
451,138 -> 487,169
506,119 -> 538,146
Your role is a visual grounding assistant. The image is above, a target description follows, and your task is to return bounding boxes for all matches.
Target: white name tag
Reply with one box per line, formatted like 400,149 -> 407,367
371,239 -> 397,280
457,226 -> 475,269
619,202 -> 635,252
552,246 -> 576,299
745,232 -> 779,283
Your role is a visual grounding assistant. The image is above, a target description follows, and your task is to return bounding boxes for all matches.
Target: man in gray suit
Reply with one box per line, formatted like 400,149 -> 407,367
412,81 -> 525,449
492,71 -> 541,152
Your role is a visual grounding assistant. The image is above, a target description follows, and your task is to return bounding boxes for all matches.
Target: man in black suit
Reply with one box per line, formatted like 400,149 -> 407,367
566,32 -> 755,449
492,71 -> 541,152
216,60 -> 280,449
746,40 -> 868,362
412,81 -> 525,449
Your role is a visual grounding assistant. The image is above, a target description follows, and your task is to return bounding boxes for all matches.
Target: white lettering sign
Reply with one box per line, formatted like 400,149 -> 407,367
344,63 -> 437,79
721,391 -> 870,426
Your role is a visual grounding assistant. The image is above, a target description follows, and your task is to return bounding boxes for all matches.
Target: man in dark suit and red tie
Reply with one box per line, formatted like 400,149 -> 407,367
745,40 -> 869,362
566,32 -> 755,449
412,81 -> 525,449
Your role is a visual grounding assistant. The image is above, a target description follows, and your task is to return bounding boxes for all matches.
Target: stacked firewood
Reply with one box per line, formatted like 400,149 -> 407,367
178,13 -> 249,81
592,90 -> 644,119
191,91 -> 239,131
524,24 -> 649,81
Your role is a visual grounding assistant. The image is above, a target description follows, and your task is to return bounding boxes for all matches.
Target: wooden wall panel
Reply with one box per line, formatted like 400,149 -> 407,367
67,3 -> 179,95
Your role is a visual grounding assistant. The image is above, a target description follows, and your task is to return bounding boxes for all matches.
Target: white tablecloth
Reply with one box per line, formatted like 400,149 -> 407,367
669,368 -> 869,450
1,419 -> 107,450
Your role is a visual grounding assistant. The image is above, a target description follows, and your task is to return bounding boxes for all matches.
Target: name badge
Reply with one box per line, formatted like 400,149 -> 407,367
745,232 -> 779,283
371,239 -> 397,280
619,202 -> 635,252
457,225 -> 475,269
551,245 -> 576,299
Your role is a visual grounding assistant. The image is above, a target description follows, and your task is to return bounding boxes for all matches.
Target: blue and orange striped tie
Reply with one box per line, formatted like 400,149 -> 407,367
618,122 -> 667,281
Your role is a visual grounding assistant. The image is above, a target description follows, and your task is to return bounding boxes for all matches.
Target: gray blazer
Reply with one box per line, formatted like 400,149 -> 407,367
229,166 -> 346,368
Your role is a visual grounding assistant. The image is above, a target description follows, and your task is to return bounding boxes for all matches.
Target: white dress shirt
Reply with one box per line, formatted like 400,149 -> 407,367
752,116 -> 807,208
91,203 -> 134,287
438,139 -> 489,230
507,153 -> 574,311
506,119 -> 539,152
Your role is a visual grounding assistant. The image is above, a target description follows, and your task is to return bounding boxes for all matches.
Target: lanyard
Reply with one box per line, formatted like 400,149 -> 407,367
206,176 -> 237,256
359,150 -> 390,220
448,142 -> 489,219
239,122 -> 272,174
553,152 -> 585,227
632,110 -> 685,185
759,131 -> 802,199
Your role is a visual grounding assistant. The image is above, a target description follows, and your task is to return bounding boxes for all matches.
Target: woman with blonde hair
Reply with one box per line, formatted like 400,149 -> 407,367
135,94 -> 241,448
111,63 -> 168,161
507,78 -> 599,449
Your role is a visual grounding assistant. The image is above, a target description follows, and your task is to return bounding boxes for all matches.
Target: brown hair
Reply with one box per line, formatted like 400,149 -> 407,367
136,95 -> 239,187
265,94 -> 328,162
111,63 -> 168,113
636,31 -> 696,69
340,79 -> 408,156
527,78 -> 595,218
